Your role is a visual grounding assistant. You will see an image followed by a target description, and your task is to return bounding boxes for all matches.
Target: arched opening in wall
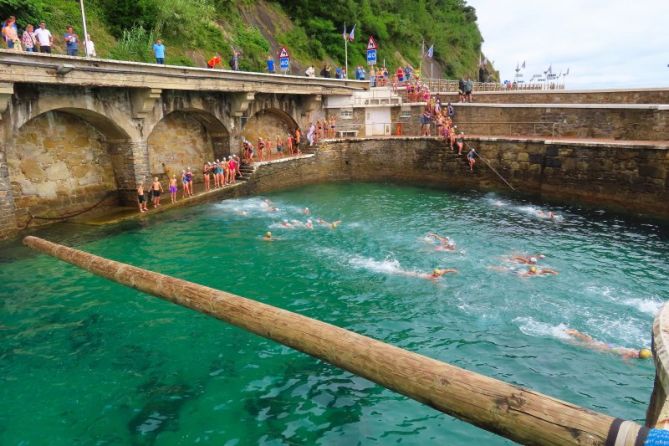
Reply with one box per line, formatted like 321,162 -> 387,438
7,109 -> 129,227
147,110 -> 230,182
242,108 -> 299,153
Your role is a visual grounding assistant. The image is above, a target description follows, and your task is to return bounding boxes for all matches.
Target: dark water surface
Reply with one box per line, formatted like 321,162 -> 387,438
1,183 -> 668,445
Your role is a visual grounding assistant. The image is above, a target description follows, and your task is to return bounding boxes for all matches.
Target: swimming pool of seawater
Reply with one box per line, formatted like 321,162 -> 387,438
1,183 -> 668,445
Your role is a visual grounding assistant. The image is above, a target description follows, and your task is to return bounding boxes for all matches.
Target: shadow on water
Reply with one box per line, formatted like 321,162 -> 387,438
128,377 -> 203,446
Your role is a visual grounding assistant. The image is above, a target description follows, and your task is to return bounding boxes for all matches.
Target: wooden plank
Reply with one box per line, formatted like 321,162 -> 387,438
23,236 -> 650,446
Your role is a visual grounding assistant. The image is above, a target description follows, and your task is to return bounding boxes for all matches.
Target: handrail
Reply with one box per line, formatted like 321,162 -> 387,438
23,236 -> 659,446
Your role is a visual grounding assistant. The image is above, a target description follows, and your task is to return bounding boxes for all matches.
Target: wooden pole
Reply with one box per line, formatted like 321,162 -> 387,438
23,236 -> 652,446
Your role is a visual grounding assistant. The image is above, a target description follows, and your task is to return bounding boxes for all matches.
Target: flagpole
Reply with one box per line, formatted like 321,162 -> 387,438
419,39 -> 424,80
79,0 -> 90,58
344,23 -> 348,79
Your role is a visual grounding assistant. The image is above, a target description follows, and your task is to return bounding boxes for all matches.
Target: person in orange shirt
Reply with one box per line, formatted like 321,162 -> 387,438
207,53 -> 222,69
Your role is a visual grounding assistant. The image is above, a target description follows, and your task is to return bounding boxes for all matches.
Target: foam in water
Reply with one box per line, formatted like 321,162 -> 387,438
623,298 -> 663,316
348,255 -> 407,276
514,317 -> 571,340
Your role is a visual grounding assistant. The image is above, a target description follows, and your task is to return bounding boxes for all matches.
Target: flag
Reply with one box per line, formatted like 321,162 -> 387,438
426,45 -> 434,58
348,24 -> 355,42
565,67 -> 570,75
522,60 -> 526,69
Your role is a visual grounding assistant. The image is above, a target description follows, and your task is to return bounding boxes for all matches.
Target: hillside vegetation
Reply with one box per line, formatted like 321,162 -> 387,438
1,0 -> 490,79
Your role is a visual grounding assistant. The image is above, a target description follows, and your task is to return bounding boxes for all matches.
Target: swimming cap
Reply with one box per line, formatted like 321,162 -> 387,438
265,232 -> 272,237
433,269 -> 440,275
639,348 -> 652,359
529,257 -> 538,264
529,266 -> 538,273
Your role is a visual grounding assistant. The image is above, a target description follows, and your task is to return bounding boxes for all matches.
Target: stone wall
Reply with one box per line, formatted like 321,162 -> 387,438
242,110 -> 296,158
147,112 -> 214,181
451,105 -> 669,140
7,111 -> 118,227
246,138 -> 669,219
437,89 -> 669,105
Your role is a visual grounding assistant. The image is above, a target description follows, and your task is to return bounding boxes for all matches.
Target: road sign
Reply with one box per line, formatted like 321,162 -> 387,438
278,47 -> 290,72
367,36 -> 377,50
367,49 -> 377,66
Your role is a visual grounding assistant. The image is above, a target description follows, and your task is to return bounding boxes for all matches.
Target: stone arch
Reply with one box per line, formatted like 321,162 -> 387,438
147,109 -> 230,182
242,108 -> 300,153
7,109 -> 136,226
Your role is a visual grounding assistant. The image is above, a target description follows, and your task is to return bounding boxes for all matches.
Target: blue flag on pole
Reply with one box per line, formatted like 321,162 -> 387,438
426,45 -> 434,58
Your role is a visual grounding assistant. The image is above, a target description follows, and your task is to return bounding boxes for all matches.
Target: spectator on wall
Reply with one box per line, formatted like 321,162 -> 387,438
21,24 -> 36,52
320,64 -> 332,78
464,77 -> 473,103
85,34 -> 96,57
230,51 -> 240,70
2,16 -> 19,50
34,22 -> 53,53
305,65 -> 316,77
266,54 -> 275,73
63,25 -> 79,56
153,39 -> 165,64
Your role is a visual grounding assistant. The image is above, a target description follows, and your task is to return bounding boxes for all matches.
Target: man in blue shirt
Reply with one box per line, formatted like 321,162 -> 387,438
153,39 -> 165,64
63,26 -> 78,56
266,55 -> 275,73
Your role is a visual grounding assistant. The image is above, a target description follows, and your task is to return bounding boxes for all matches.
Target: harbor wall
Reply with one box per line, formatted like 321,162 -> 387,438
246,138 -> 669,219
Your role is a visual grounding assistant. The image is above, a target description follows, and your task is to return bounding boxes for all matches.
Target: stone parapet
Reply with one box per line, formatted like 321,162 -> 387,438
0,50 -> 366,96
437,88 -> 669,104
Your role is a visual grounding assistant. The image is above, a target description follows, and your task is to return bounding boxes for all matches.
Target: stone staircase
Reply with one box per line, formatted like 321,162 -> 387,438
239,162 -> 257,181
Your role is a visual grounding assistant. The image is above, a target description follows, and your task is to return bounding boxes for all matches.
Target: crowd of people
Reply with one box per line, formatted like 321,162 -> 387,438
2,18 -> 96,56
135,156 -> 241,213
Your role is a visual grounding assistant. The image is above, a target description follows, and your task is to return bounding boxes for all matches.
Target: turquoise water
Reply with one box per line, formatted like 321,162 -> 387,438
1,183 -> 668,445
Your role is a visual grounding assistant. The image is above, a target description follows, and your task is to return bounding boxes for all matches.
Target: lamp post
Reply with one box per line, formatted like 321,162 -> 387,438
79,0 -> 90,57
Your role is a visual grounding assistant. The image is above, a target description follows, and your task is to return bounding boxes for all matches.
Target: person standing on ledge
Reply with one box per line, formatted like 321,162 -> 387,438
34,21 -> 53,53
85,34 -> 96,57
21,24 -> 37,53
151,177 -> 163,208
230,51 -> 240,71
137,183 -> 148,213
153,39 -> 165,64
63,26 -> 79,56
266,54 -> 275,73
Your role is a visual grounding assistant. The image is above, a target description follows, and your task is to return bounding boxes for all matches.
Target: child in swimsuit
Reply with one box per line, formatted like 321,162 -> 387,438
169,176 -> 178,204
186,168 -> 194,196
137,184 -> 148,213
151,177 -> 163,208
276,136 -> 283,157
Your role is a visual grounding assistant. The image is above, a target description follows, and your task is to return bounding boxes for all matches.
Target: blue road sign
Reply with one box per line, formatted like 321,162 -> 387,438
280,57 -> 290,71
367,49 -> 377,65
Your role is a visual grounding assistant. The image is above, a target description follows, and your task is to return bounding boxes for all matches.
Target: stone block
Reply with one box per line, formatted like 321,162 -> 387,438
545,157 -> 562,168
528,153 -> 543,164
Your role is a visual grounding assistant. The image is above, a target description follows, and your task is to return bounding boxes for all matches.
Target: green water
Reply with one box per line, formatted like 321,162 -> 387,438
1,183 -> 668,445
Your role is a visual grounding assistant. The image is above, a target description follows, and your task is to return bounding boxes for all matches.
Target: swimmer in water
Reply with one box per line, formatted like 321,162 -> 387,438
236,210 -> 248,216
537,210 -> 556,220
303,207 -> 311,215
508,254 -> 545,265
564,329 -> 652,360
427,268 -> 458,279
305,219 -> 313,229
281,219 -> 294,228
428,233 -> 456,251
317,218 -> 342,229
518,265 -> 558,277
263,231 -> 273,241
